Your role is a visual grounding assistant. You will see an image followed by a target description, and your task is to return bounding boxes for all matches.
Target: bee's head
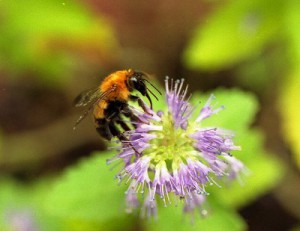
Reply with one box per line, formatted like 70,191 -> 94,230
127,70 -> 161,109
128,71 -> 147,94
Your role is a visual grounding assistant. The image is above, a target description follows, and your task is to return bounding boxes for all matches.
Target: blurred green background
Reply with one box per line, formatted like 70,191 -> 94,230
0,0 -> 300,230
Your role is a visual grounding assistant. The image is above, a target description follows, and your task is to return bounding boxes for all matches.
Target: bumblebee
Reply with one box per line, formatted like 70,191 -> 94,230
73,69 -> 161,142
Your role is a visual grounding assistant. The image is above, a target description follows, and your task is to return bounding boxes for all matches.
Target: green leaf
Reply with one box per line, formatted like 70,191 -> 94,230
183,0 -> 283,70
284,0 -> 300,66
145,204 -> 246,231
0,178 -> 64,231
279,72 -> 300,169
191,88 -> 258,132
45,152 -> 129,223
0,0 -> 116,85
63,215 -> 135,231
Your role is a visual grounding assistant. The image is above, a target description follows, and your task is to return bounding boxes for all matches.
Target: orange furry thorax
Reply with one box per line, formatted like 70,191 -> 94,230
99,69 -> 132,102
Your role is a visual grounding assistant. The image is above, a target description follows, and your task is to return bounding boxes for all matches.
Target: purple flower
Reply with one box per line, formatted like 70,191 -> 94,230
107,78 -> 244,217
5,209 -> 38,231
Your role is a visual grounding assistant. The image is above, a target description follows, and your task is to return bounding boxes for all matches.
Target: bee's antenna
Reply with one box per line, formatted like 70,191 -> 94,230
145,92 -> 153,109
146,86 -> 159,101
144,78 -> 162,95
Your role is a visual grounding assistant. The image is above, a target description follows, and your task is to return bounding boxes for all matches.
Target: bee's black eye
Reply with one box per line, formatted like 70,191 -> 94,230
128,74 -> 147,95
127,76 -> 137,90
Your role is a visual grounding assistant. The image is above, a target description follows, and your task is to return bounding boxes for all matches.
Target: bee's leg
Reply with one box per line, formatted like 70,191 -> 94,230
95,117 -> 128,142
115,117 -> 132,131
95,118 -> 113,140
122,105 -> 148,128
129,95 -> 153,115
109,120 -> 140,155
108,122 -> 125,140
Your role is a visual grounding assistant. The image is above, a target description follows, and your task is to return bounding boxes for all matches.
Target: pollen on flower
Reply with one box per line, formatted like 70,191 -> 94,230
107,77 -> 244,217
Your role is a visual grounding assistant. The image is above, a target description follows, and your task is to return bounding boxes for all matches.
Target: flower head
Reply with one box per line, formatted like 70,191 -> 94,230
107,78 -> 244,217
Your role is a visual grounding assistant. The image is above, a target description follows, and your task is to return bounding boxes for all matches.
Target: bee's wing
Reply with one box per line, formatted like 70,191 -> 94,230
73,87 -> 102,107
73,85 -> 117,130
